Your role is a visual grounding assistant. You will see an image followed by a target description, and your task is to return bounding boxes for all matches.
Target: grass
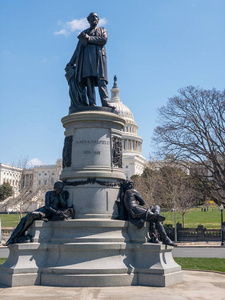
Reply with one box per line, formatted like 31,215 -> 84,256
0,214 -> 26,228
174,257 -> 225,273
0,258 -> 7,265
162,206 -> 223,229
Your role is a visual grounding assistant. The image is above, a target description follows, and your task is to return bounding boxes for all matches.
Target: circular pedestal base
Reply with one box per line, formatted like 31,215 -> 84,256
60,110 -> 126,218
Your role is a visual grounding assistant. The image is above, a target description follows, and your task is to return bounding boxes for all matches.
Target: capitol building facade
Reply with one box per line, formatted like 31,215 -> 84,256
109,77 -> 147,179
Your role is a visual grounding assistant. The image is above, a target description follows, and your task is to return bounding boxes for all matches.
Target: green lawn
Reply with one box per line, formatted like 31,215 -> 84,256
0,214 -> 26,228
174,257 -> 225,273
162,206 -> 223,229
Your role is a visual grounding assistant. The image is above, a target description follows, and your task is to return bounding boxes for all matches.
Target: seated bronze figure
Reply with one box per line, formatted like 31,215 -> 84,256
5,181 -> 74,246
117,180 -> 175,246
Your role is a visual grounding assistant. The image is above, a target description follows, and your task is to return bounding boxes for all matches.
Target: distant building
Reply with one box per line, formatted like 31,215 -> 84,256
148,157 -> 191,175
32,159 -> 62,192
0,163 -> 22,196
0,160 -> 62,193
109,76 -> 147,179
148,157 -> 212,179
0,160 -> 62,212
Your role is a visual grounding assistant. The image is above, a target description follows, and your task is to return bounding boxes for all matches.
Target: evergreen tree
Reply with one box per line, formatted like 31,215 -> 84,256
0,182 -> 13,201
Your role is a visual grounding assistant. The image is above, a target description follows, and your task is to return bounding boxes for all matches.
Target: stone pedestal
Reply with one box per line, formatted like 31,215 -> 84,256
60,108 -> 125,218
0,107 -> 183,288
0,219 -> 183,287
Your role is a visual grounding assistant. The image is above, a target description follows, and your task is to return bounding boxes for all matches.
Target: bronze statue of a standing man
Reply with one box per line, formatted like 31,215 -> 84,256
66,12 -> 114,108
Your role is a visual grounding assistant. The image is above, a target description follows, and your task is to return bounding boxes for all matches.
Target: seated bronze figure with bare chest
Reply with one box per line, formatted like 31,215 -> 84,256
4,181 -> 74,246
117,180 -> 175,246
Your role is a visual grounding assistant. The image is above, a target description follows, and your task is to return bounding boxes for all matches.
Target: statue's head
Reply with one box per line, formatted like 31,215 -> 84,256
87,12 -> 99,27
54,181 -> 64,194
123,180 -> 134,191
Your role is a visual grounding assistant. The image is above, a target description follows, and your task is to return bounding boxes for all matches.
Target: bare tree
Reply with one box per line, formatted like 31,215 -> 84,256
153,86 -> 225,206
132,162 -> 197,227
156,164 -> 197,227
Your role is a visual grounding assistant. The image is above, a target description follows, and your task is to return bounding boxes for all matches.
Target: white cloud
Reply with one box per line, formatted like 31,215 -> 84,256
54,17 -> 107,36
67,18 -> 89,32
98,18 -> 107,27
28,158 -> 43,166
54,29 -> 69,36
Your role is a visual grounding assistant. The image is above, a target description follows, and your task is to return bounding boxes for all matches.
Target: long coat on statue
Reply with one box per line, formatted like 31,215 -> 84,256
116,187 -> 147,229
69,27 -> 108,86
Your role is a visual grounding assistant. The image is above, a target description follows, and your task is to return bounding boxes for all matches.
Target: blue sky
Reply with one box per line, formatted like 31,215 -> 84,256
0,0 -> 224,166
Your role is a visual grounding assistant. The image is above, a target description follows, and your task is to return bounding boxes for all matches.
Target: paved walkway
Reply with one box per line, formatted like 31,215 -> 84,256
0,271 -> 224,300
0,241 -> 224,299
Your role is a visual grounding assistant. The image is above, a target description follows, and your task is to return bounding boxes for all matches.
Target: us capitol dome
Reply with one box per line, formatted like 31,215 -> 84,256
109,76 -> 147,179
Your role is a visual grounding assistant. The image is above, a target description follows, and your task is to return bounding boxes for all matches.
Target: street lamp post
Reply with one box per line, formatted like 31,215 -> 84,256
172,208 -> 177,242
219,204 -> 224,246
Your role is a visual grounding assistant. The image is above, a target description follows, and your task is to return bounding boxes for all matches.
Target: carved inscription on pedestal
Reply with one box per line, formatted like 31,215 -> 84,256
112,136 -> 122,168
73,128 -> 111,167
75,139 -> 109,157
63,136 -> 73,168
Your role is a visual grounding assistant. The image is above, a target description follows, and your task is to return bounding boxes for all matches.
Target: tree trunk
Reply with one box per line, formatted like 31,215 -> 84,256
182,212 -> 185,228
